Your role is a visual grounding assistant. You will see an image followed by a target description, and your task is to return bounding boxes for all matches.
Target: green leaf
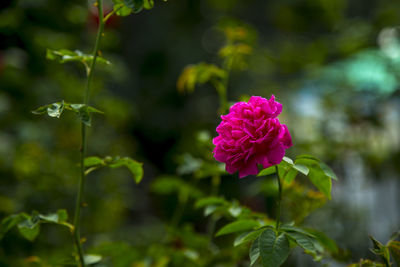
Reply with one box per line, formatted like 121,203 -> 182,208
47,101 -> 64,118
1,210 -> 72,241
204,205 -> 218,217
259,228 -> 290,267
250,238 -> 260,266
151,176 -> 203,199
0,213 -> 30,239
369,235 -> 391,266
280,226 -> 316,238
195,197 -> 228,209
283,168 -> 297,183
32,102 -> 103,126
46,49 -> 110,69
112,0 -> 144,16
108,157 -> 144,184
177,63 -> 226,93
32,101 -> 65,118
284,231 -> 318,254
304,228 -> 339,255
282,156 -> 294,165
388,240 -> 400,266
390,230 -> 400,241
258,166 -> 276,177
296,155 -> 320,161
295,157 -> 332,199
84,254 -> 102,265
38,209 -> 69,225
69,104 -> 103,126
57,209 -> 68,223
292,164 -> 309,175
84,156 -> 104,168
17,218 -> 40,241
216,220 -> 260,237
143,0 -> 154,9
320,162 -> 338,181
151,176 -> 182,195
228,205 -> 243,217
84,156 -> 143,183
234,228 -> 265,247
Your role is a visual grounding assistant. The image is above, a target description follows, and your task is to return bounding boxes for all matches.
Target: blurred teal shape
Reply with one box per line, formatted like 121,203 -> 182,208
322,50 -> 397,95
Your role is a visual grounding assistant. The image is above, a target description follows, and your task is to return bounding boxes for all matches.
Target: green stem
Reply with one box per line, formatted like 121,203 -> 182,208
84,1 -> 104,105
275,165 -> 282,230
211,175 -> 221,195
207,175 -> 221,244
73,1 -> 104,266
219,60 -> 231,114
170,197 -> 186,229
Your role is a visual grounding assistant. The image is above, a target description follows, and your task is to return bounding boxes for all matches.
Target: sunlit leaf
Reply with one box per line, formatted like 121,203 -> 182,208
282,157 -> 294,165
32,101 -> 64,118
84,254 -> 102,265
292,164 -> 309,175
47,101 -> 64,118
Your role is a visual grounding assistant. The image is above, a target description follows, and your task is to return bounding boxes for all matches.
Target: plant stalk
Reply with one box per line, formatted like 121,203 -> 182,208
219,59 -> 232,114
275,165 -> 282,230
207,175 -> 221,245
73,1 -> 105,266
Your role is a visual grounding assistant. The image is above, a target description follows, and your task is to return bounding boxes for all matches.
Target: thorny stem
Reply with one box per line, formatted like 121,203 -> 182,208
73,1 -> 105,266
275,165 -> 282,230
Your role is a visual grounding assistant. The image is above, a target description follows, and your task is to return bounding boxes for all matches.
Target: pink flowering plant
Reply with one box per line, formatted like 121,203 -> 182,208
176,24 -> 342,266
209,94 -> 341,266
213,95 -> 292,178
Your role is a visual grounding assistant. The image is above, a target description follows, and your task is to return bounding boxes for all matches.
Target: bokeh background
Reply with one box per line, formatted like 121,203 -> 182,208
0,0 -> 399,266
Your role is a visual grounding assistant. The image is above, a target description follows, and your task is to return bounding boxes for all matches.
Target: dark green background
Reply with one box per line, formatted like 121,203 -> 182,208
0,0 -> 399,266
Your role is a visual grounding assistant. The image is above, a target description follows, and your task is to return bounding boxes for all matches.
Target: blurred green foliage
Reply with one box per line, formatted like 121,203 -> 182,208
0,0 -> 400,266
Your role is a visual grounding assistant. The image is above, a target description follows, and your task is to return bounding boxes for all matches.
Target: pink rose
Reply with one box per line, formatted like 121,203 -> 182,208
212,95 -> 292,178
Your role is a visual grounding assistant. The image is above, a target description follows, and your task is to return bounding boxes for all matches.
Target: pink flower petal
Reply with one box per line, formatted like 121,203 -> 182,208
212,95 -> 292,178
